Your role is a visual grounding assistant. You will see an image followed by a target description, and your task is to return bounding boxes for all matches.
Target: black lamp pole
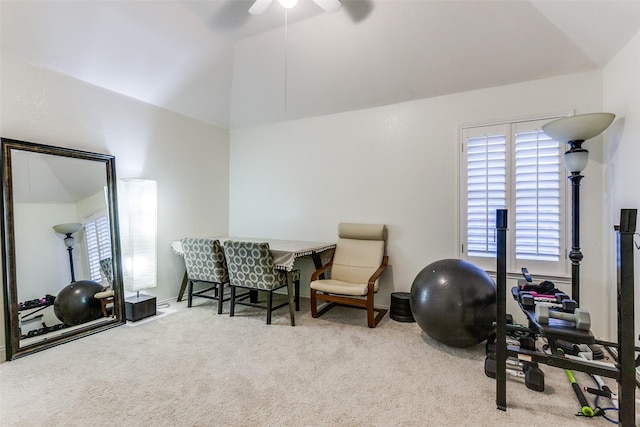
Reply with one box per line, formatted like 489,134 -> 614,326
563,138 -> 590,307
568,172 -> 583,306
63,233 -> 76,283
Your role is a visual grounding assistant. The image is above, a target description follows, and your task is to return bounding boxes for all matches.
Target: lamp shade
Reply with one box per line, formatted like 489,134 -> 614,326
564,149 -> 589,173
53,223 -> 82,235
542,113 -> 615,142
118,178 -> 157,292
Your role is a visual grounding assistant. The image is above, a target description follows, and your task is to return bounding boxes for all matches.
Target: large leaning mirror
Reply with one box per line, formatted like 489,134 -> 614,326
1,138 -> 125,360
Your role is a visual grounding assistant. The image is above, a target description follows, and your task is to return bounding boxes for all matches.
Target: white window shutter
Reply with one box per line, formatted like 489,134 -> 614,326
514,124 -> 561,262
84,212 -> 112,282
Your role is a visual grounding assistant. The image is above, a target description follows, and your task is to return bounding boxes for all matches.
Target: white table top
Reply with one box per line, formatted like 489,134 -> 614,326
172,237 -> 336,271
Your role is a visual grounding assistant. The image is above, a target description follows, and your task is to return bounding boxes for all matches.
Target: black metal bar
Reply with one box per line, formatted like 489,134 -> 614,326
617,208 -> 636,426
594,338 -> 640,353
495,209 -> 508,411
505,345 -> 620,379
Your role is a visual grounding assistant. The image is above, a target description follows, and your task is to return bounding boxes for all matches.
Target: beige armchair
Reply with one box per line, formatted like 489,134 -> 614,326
310,223 -> 389,328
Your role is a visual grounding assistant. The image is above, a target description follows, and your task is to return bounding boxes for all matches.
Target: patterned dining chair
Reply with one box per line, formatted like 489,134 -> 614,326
224,241 -> 299,326
94,257 -> 115,317
181,238 -> 229,314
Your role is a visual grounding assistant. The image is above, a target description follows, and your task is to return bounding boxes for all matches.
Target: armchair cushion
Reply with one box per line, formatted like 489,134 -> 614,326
310,279 -> 370,296
338,223 -> 387,240
94,290 -> 115,299
329,238 -> 384,289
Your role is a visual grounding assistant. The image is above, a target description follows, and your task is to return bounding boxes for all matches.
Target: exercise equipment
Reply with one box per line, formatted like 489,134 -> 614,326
520,290 -> 569,302
566,369 -> 594,417
492,209 -> 638,426
535,304 -> 591,331
519,293 -> 577,312
410,258 -> 496,348
53,280 -> 104,326
484,356 -> 545,392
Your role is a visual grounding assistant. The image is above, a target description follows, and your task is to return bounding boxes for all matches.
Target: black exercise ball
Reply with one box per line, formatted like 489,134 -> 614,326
410,258 -> 496,348
54,280 -> 104,326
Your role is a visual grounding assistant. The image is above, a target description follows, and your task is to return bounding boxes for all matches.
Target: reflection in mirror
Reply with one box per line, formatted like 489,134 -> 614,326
2,138 -> 125,360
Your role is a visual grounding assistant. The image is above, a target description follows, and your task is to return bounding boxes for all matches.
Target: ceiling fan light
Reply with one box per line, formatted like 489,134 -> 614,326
279,0 -> 299,9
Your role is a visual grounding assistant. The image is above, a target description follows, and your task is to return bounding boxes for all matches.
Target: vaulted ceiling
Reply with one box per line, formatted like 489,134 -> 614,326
2,0 -> 639,129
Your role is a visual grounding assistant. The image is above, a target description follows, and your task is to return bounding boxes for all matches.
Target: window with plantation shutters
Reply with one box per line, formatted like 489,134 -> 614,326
460,117 -> 569,277
84,211 -> 112,283
514,124 -> 561,262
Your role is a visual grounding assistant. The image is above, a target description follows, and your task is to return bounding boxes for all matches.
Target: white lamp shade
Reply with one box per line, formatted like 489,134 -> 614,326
53,223 -> 82,235
564,149 -> 589,173
118,179 -> 158,292
542,113 -> 615,142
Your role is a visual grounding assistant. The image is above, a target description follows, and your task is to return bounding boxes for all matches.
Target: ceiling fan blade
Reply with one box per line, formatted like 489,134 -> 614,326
249,0 -> 274,15
312,0 -> 341,14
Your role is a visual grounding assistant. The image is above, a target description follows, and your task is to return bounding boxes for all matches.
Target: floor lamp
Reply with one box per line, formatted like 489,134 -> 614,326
542,113 -> 615,306
118,178 -> 158,321
53,222 -> 83,283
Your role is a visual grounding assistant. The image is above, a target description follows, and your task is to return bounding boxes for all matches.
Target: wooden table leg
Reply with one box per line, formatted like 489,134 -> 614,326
312,252 -> 328,279
177,271 -> 188,302
311,248 -> 335,280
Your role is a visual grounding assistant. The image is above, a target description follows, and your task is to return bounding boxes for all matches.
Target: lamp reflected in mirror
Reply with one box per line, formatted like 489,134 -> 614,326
53,222 -> 82,282
2,137 -> 126,361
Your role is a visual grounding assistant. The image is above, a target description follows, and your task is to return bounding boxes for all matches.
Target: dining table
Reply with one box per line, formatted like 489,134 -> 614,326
171,237 -> 337,313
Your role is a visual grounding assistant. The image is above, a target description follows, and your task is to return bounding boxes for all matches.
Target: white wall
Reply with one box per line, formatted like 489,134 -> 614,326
603,29 -> 640,343
229,70 -> 613,336
13,203 -> 83,300
1,53 -> 230,351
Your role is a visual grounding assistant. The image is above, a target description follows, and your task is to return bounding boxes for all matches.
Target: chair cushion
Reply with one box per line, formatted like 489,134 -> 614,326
94,290 -> 115,299
310,279 -> 373,296
311,223 -> 386,294
338,223 -> 387,241
330,238 -> 384,286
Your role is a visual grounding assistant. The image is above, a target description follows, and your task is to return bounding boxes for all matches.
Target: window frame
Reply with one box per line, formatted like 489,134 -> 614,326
459,114 -> 571,279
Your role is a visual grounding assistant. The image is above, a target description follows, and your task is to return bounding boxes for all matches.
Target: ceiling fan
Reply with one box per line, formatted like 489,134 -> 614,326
249,0 -> 342,15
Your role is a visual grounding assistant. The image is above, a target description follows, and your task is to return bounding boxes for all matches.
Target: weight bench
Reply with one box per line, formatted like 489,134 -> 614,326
511,286 -> 595,347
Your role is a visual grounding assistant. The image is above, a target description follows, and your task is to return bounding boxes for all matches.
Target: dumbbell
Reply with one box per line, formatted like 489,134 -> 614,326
484,356 -> 545,392
520,291 -> 568,303
520,294 -> 578,312
535,304 -> 591,331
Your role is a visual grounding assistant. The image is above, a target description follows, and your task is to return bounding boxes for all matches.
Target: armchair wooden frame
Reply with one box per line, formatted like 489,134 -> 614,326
310,255 -> 389,328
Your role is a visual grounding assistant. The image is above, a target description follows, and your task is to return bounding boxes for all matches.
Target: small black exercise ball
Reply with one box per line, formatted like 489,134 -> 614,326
410,258 -> 496,348
54,280 -> 104,326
